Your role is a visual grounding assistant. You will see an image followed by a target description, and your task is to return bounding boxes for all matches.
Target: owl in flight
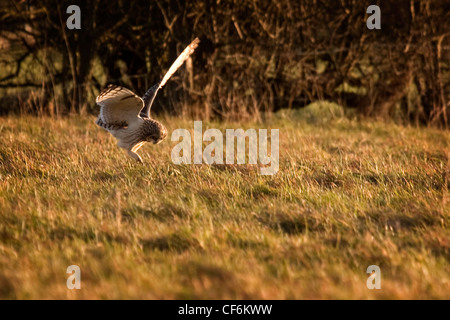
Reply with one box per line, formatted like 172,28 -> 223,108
95,38 -> 200,163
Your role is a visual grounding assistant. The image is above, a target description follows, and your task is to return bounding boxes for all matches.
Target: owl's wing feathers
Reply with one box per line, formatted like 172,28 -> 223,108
160,38 -> 200,88
140,37 -> 200,117
140,82 -> 161,118
96,84 -> 144,127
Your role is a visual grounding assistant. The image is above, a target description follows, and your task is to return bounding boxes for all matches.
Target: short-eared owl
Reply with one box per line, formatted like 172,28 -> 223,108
95,38 -> 200,162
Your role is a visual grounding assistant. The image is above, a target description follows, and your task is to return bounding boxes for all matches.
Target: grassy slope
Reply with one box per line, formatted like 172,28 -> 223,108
0,113 -> 448,299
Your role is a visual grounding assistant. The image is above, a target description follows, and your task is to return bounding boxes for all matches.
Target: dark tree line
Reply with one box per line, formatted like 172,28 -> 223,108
0,0 -> 449,127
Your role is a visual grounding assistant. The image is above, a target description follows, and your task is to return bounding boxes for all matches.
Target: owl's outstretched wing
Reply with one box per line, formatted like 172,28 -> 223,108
140,37 -> 200,118
96,84 -> 144,127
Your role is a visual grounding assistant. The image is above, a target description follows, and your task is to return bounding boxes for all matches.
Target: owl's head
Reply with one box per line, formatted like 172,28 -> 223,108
151,126 -> 167,144
145,120 -> 167,145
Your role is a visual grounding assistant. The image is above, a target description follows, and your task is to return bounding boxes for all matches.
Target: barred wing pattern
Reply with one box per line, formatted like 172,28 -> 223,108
96,85 -> 144,126
140,37 -> 200,117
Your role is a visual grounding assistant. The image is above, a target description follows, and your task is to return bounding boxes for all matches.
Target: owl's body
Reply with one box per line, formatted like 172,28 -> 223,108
95,38 -> 199,162
95,114 -> 167,162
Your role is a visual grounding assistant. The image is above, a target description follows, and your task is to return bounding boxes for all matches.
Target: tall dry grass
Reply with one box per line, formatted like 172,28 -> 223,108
0,110 -> 448,299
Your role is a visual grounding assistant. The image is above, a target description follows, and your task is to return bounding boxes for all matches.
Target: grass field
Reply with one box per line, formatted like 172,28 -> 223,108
0,110 -> 448,299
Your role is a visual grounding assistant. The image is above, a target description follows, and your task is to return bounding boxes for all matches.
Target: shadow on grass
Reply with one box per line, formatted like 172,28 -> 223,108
257,210 -> 326,235
122,203 -> 191,222
176,261 -> 251,299
140,231 -> 201,253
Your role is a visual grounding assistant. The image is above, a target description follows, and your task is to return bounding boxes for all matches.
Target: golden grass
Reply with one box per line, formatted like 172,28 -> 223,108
0,112 -> 448,299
